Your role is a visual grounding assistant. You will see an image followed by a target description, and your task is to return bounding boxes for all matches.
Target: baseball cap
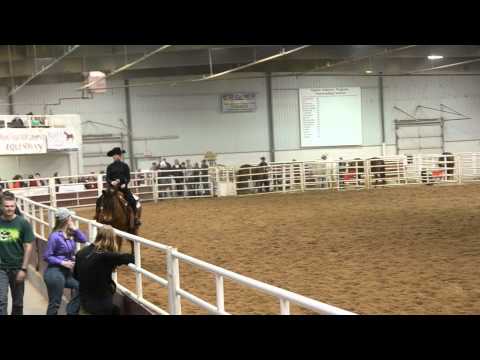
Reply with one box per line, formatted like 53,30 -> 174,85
55,208 -> 73,221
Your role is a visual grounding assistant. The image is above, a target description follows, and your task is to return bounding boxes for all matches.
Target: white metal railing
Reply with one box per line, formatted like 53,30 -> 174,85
16,195 -> 355,315
2,169 -> 214,208
3,152 -> 479,208
0,114 -> 72,129
219,153 -> 468,195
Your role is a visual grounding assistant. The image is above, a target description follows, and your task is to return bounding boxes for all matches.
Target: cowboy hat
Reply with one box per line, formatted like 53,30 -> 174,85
107,147 -> 126,157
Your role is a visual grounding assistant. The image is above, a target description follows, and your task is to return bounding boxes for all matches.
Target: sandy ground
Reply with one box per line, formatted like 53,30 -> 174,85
75,184 -> 480,315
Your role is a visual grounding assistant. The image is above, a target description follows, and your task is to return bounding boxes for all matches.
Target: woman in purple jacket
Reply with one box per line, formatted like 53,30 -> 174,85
43,208 -> 87,315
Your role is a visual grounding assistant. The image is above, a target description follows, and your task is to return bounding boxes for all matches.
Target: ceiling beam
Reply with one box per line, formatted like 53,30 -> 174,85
8,45 -> 80,96
78,45 -> 173,90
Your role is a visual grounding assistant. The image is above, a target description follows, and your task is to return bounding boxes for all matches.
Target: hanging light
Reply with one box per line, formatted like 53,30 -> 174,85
365,57 -> 374,74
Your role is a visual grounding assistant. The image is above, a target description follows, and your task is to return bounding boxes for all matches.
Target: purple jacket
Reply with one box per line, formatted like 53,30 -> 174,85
43,229 -> 88,266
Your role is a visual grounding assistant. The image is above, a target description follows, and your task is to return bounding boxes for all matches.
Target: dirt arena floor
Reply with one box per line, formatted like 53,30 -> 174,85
76,184 -> 480,315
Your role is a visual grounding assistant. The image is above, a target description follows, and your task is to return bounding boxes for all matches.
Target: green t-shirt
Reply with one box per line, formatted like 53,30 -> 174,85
0,216 -> 35,270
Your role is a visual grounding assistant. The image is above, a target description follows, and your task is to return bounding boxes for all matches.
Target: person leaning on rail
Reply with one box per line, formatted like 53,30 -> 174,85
43,208 -> 87,315
0,192 -> 34,315
73,226 -> 134,315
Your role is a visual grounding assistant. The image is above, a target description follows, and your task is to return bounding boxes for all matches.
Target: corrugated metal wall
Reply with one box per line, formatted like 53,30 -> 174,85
129,76 -> 269,158
3,74 -> 480,176
383,76 -> 480,153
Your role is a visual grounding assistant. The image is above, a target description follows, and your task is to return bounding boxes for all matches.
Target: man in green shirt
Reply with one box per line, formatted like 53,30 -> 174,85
0,193 -> 34,315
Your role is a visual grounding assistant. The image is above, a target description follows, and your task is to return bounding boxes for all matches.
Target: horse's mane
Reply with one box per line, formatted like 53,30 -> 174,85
100,187 -> 130,228
102,188 -> 117,218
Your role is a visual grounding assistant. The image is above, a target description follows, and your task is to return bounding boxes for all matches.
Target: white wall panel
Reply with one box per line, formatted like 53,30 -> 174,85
129,76 -> 269,157
384,76 -> 480,148
3,74 -> 480,176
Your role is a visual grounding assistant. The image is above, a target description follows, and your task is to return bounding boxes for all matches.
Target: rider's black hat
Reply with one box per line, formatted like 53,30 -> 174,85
107,147 -> 126,157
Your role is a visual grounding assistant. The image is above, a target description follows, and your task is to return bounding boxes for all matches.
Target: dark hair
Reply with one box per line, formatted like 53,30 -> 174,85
2,192 -> 15,202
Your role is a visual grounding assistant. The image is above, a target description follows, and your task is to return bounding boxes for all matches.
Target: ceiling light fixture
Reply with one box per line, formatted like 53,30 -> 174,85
365,70 -> 373,74
428,55 -> 444,60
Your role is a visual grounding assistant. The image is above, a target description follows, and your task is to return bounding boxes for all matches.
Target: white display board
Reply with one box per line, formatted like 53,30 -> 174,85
47,127 -> 80,150
0,129 -> 47,155
0,114 -> 82,155
299,88 -> 363,147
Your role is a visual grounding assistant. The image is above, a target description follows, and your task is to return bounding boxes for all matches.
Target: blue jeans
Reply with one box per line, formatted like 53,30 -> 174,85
43,266 -> 80,315
0,269 -> 25,315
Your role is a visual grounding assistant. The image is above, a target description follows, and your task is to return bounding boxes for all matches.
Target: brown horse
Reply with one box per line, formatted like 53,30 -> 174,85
94,184 -> 142,254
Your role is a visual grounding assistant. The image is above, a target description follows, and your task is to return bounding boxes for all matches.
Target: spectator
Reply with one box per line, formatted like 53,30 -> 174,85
0,190 -> 22,217
136,169 -> 145,187
192,163 -> 200,196
338,158 -> 347,189
150,162 -> 158,171
9,175 -> 24,189
158,158 -> 172,198
73,226 -> 134,315
256,157 -> 270,193
172,160 -> 184,197
185,160 -> 195,197
292,159 -> 301,187
159,158 -> 171,170
28,175 -> 39,187
35,173 -> 46,186
85,172 -> 97,190
201,160 -> 210,196
53,172 -> 62,193
0,192 -> 34,315
43,208 -> 87,315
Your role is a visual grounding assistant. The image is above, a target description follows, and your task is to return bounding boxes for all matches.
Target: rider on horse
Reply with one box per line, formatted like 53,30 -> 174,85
105,147 -> 141,226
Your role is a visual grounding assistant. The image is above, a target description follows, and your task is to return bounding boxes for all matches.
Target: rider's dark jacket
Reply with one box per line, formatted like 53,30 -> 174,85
106,160 -> 131,187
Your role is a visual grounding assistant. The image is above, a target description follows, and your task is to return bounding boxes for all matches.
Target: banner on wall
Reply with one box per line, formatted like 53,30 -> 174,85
0,129 -> 47,155
221,93 -> 257,113
47,127 -> 80,150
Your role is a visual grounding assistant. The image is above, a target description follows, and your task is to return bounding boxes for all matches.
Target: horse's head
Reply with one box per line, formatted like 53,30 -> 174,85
99,185 -> 122,224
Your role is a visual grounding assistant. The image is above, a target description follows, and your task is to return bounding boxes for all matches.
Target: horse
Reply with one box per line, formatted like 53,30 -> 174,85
64,131 -> 74,141
236,165 -> 254,195
369,158 -> 386,186
94,184 -> 142,254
